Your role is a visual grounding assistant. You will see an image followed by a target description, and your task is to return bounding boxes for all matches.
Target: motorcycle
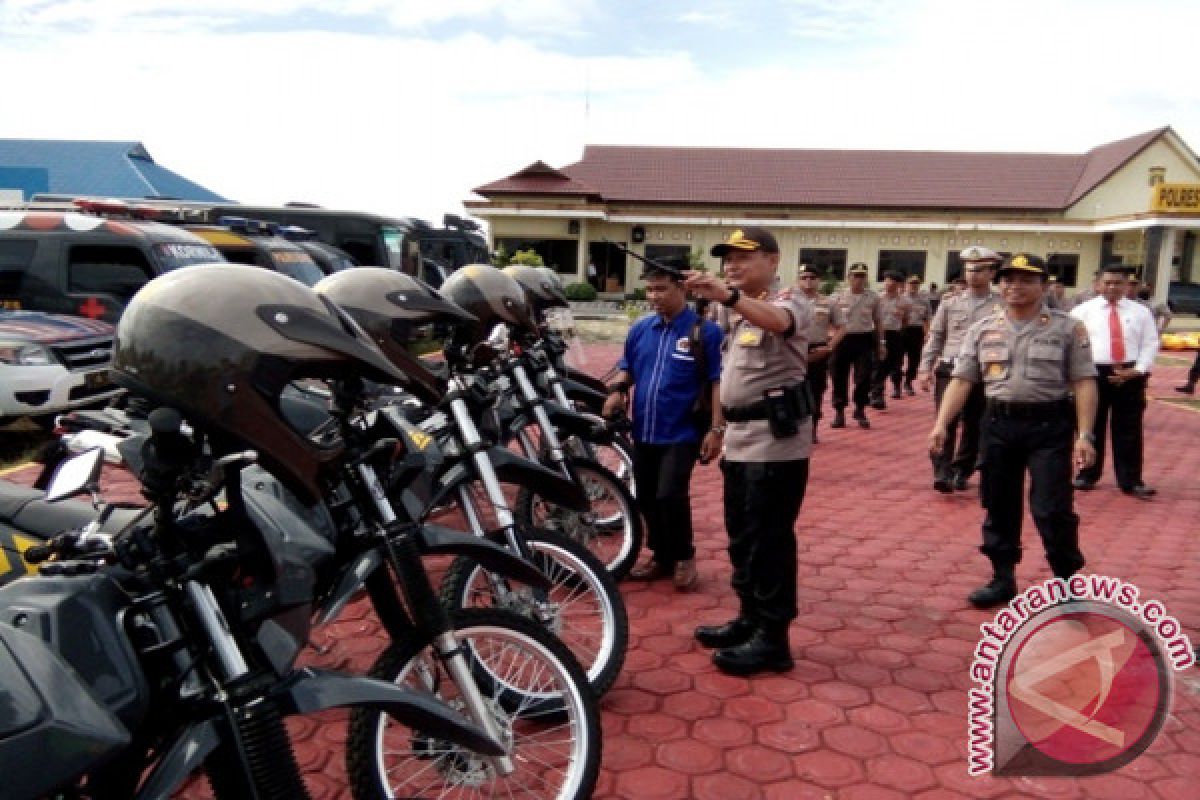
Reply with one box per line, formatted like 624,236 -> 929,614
0,431 -> 503,799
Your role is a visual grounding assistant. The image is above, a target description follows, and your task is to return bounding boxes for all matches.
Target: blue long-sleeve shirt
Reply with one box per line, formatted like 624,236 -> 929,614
617,307 -> 723,444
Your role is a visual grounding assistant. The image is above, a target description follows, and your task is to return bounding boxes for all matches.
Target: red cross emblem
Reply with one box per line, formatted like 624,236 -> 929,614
78,296 -> 106,319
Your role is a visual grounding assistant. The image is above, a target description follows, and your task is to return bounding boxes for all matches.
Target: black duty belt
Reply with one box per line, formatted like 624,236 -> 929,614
985,398 -> 1071,420
1095,362 -> 1136,373
723,384 -> 811,422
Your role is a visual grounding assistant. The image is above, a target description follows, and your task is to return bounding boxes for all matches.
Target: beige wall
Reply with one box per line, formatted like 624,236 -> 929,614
1067,135 -> 1200,220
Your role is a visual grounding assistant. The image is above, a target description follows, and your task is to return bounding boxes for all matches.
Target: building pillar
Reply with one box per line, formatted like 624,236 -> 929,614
1145,226 -> 1176,306
576,220 -> 589,285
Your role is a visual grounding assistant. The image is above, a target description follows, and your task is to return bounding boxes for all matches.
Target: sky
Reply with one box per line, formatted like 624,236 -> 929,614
2,0 -> 1199,225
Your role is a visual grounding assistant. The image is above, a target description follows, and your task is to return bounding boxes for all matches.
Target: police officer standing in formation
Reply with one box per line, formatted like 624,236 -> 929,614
929,254 -> 1097,608
918,246 -> 1004,493
870,271 -> 913,406
796,263 -> 846,442
901,274 -> 932,396
683,227 -> 812,676
830,263 -> 884,429
1070,264 -> 1159,498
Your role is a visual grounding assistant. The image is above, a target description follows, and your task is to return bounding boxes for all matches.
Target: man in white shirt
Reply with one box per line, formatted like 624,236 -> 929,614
1069,264 -> 1160,498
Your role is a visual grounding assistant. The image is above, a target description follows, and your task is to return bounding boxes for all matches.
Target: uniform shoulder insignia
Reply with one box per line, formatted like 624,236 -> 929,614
1039,313 -> 1049,325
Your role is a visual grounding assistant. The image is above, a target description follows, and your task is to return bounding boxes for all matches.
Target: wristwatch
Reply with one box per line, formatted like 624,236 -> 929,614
720,287 -> 740,307
1077,432 -> 1096,444
709,424 -> 727,435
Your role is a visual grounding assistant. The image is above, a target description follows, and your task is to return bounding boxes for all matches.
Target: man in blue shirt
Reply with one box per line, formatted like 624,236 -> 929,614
602,263 -> 724,589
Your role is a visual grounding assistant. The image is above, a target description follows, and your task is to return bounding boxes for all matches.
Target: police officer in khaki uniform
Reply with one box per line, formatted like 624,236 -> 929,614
918,246 -> 1004,492
870,270 -> 913,406
797,263 -> 846,442
929,254 -> 1097,609
830,263 -> 884,428
901,274 -> 932,395
684,227 -> 812,676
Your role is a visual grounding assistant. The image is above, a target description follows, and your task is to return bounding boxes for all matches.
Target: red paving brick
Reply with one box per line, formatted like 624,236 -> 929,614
4,343 -> 1200,799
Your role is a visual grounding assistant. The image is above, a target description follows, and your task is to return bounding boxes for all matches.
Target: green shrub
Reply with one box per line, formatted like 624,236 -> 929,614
627,287 -> 647,302
511,248 -> 545,267
565,282 -> 597,301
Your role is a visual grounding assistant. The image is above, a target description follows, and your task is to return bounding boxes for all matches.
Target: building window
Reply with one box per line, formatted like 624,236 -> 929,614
1046,253 -> 1080,286
496,238 -> 579,275
800,248 -> 847,280
877,250 -> 926,281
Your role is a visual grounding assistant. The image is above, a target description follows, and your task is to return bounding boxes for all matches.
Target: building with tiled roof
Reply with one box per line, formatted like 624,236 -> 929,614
468,127 -> 1200,299
0,140 -> 227,204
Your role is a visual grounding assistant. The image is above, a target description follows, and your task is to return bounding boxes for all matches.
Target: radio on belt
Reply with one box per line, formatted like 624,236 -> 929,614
764,387 -> 799,438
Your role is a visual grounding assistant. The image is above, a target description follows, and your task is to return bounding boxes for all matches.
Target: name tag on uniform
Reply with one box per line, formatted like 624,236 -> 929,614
737,328 -> 764,347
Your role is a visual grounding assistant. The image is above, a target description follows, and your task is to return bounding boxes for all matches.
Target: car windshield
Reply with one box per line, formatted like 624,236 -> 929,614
153,242 -> 225,271
270,250 -> 324,286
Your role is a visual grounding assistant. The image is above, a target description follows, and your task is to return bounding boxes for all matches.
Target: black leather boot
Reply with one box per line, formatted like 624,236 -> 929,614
968,565 -> 1017,609
830,409 -> 846,429
713,625 -> 794,676
695,617 -> 755,649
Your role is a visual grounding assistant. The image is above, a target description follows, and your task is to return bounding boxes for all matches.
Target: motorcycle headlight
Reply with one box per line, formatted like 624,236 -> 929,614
0,341 -> 54,366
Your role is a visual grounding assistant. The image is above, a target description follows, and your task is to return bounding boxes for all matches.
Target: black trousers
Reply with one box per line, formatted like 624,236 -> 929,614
1076,369 -> 1147,490
871,329 -> 906,398
831,331 -> 875,411
804,345 -> 830,424
633,441 -> 700,565
901,325 -> 925,383
721,458 -> 808,628
931,365 -> 987,480
978,410 -> 1085,577
1189,351 -> 1200,384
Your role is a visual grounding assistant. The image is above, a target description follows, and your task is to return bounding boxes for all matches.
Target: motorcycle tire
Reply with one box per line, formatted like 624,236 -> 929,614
439,527 -> 628,698
514,457 -> 642,580
346,609 -> 600,800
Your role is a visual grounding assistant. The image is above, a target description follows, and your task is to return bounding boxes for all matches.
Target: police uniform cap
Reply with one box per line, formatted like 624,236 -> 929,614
906,274 -> 921,284
959,245 -> 1002,263
710,226 -> 780,257
1099,263 -> 1137,276
848,262 -> 870,275
996,253 -> 1048,278
797,263 -> 820,277
883,270 -> 905,282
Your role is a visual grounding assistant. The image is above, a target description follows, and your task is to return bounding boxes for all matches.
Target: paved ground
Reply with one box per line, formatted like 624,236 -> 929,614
3,344 -> 1199,799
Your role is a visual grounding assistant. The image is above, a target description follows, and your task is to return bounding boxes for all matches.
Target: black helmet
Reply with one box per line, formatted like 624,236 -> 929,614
112,264 -> 409,501
439,264 -> 534,339
315,267 -> 475,402
502,265 -> 569,319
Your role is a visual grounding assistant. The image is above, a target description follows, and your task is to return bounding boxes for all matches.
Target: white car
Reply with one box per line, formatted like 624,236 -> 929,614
0,311 -> 122,426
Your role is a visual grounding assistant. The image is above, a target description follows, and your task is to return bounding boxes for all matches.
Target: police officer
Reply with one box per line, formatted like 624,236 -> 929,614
830,263 -> 884,428
901,274 -> 932,395
918,246 -> 1004,492
684,227 -> 811,676
929,254 -> 1097,608
871,270 -> 913,405
797,262 -> 846,442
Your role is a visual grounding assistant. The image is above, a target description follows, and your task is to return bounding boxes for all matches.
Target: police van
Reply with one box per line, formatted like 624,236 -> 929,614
0,202 -> 224,322
179,216 -> 324,287
206,205 -> 488,287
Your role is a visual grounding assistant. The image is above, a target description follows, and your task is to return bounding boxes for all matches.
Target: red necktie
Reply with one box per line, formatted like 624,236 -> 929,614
1109,303 -> 1126,363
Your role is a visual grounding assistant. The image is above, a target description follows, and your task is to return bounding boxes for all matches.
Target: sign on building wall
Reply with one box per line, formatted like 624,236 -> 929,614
1150,183 -> 1200,212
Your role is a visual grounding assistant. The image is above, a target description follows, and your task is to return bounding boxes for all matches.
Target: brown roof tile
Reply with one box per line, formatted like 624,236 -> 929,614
474,128 -> 1173,212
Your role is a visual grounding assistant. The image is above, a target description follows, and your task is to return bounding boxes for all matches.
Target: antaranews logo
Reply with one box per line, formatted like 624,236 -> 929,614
968,574 -> 1194,776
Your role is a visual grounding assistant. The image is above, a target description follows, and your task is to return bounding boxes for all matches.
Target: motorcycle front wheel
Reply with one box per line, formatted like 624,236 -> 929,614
346,609 -> 600,800
439,527 -> 628,697
514,457 -> 643,580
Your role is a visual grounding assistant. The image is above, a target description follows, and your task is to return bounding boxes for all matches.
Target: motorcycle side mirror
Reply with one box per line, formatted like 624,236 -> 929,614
45,446 -> 105,504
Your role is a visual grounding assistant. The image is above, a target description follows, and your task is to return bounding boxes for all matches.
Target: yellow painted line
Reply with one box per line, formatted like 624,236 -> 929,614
1153,397 -> 1200,414
0,461 -> 34,477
